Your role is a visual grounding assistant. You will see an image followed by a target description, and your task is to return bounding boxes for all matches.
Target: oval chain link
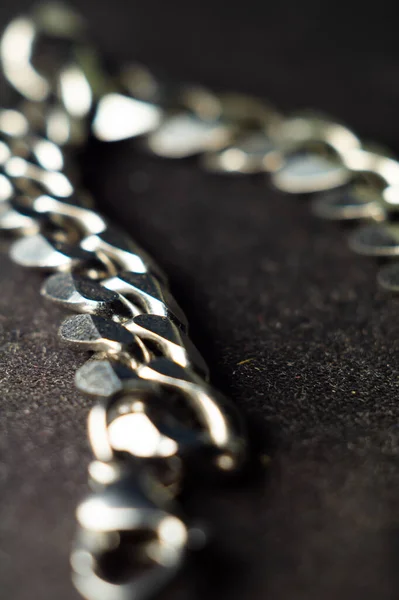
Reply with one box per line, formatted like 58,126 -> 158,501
1,4 -> 399,600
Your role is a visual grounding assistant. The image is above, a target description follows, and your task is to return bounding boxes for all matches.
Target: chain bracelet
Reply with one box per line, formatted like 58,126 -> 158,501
1,4 -> 399,600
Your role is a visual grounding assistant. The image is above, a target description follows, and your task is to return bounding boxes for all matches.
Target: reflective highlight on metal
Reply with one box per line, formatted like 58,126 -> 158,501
103,272 -> 188,331
42,272 -> 134,319
202,131 -> 282,174
311,185 -> 386,221
271,153 -> 350,193
93,94 -> 163,142
0,6 -> 248,599
146,113 -> 231,158
1,3 -> 399,600
349,223 -> 399,257
269,114 -> 360,193
72,471 -> 188,600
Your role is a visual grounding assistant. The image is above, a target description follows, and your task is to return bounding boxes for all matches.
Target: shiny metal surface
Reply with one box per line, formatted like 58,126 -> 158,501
270,114 -> 360,193
42,272 -> 134,319
1,4 -> 85,102
93,93 -> 163,142
2,4 -> 399,600
59,313 -> 148,359
349,223 -> 399,256
311,185 -> 386,221
146,113 -> 231,158
125,314 -> 209,377
10,234 -> 105,271
81,227 -> 167,281
0,199 -> 39,234
0,7 -> 247,599
72,471 -> 188,600
202,130 -> 282,174
271,153 -> 350,193
103,272 -> 188,331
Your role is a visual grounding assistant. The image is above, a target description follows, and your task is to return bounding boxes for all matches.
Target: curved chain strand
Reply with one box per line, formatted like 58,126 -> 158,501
1,3 -> 399,600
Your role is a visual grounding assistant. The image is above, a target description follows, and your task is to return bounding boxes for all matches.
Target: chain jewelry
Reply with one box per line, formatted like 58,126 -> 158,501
1,4 -> 398,600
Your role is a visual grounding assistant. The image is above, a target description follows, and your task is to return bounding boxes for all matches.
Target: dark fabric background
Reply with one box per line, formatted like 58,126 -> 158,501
1,1 -> 399,599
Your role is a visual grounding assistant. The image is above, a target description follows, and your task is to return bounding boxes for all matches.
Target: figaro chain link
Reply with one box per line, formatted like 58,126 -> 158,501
1,3 -> 399,600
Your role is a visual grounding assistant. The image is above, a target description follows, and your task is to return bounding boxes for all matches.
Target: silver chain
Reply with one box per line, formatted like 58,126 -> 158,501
1,4 -> 399,600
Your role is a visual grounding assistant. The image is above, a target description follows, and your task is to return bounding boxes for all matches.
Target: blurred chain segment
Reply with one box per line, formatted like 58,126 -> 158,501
1,3 -> 399,600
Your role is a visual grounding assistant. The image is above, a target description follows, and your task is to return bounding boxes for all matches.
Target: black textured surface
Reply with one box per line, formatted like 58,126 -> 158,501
1,2 -> 399,599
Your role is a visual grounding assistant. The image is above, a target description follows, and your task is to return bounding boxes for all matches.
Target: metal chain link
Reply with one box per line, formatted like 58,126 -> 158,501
1,3 -> 399,600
